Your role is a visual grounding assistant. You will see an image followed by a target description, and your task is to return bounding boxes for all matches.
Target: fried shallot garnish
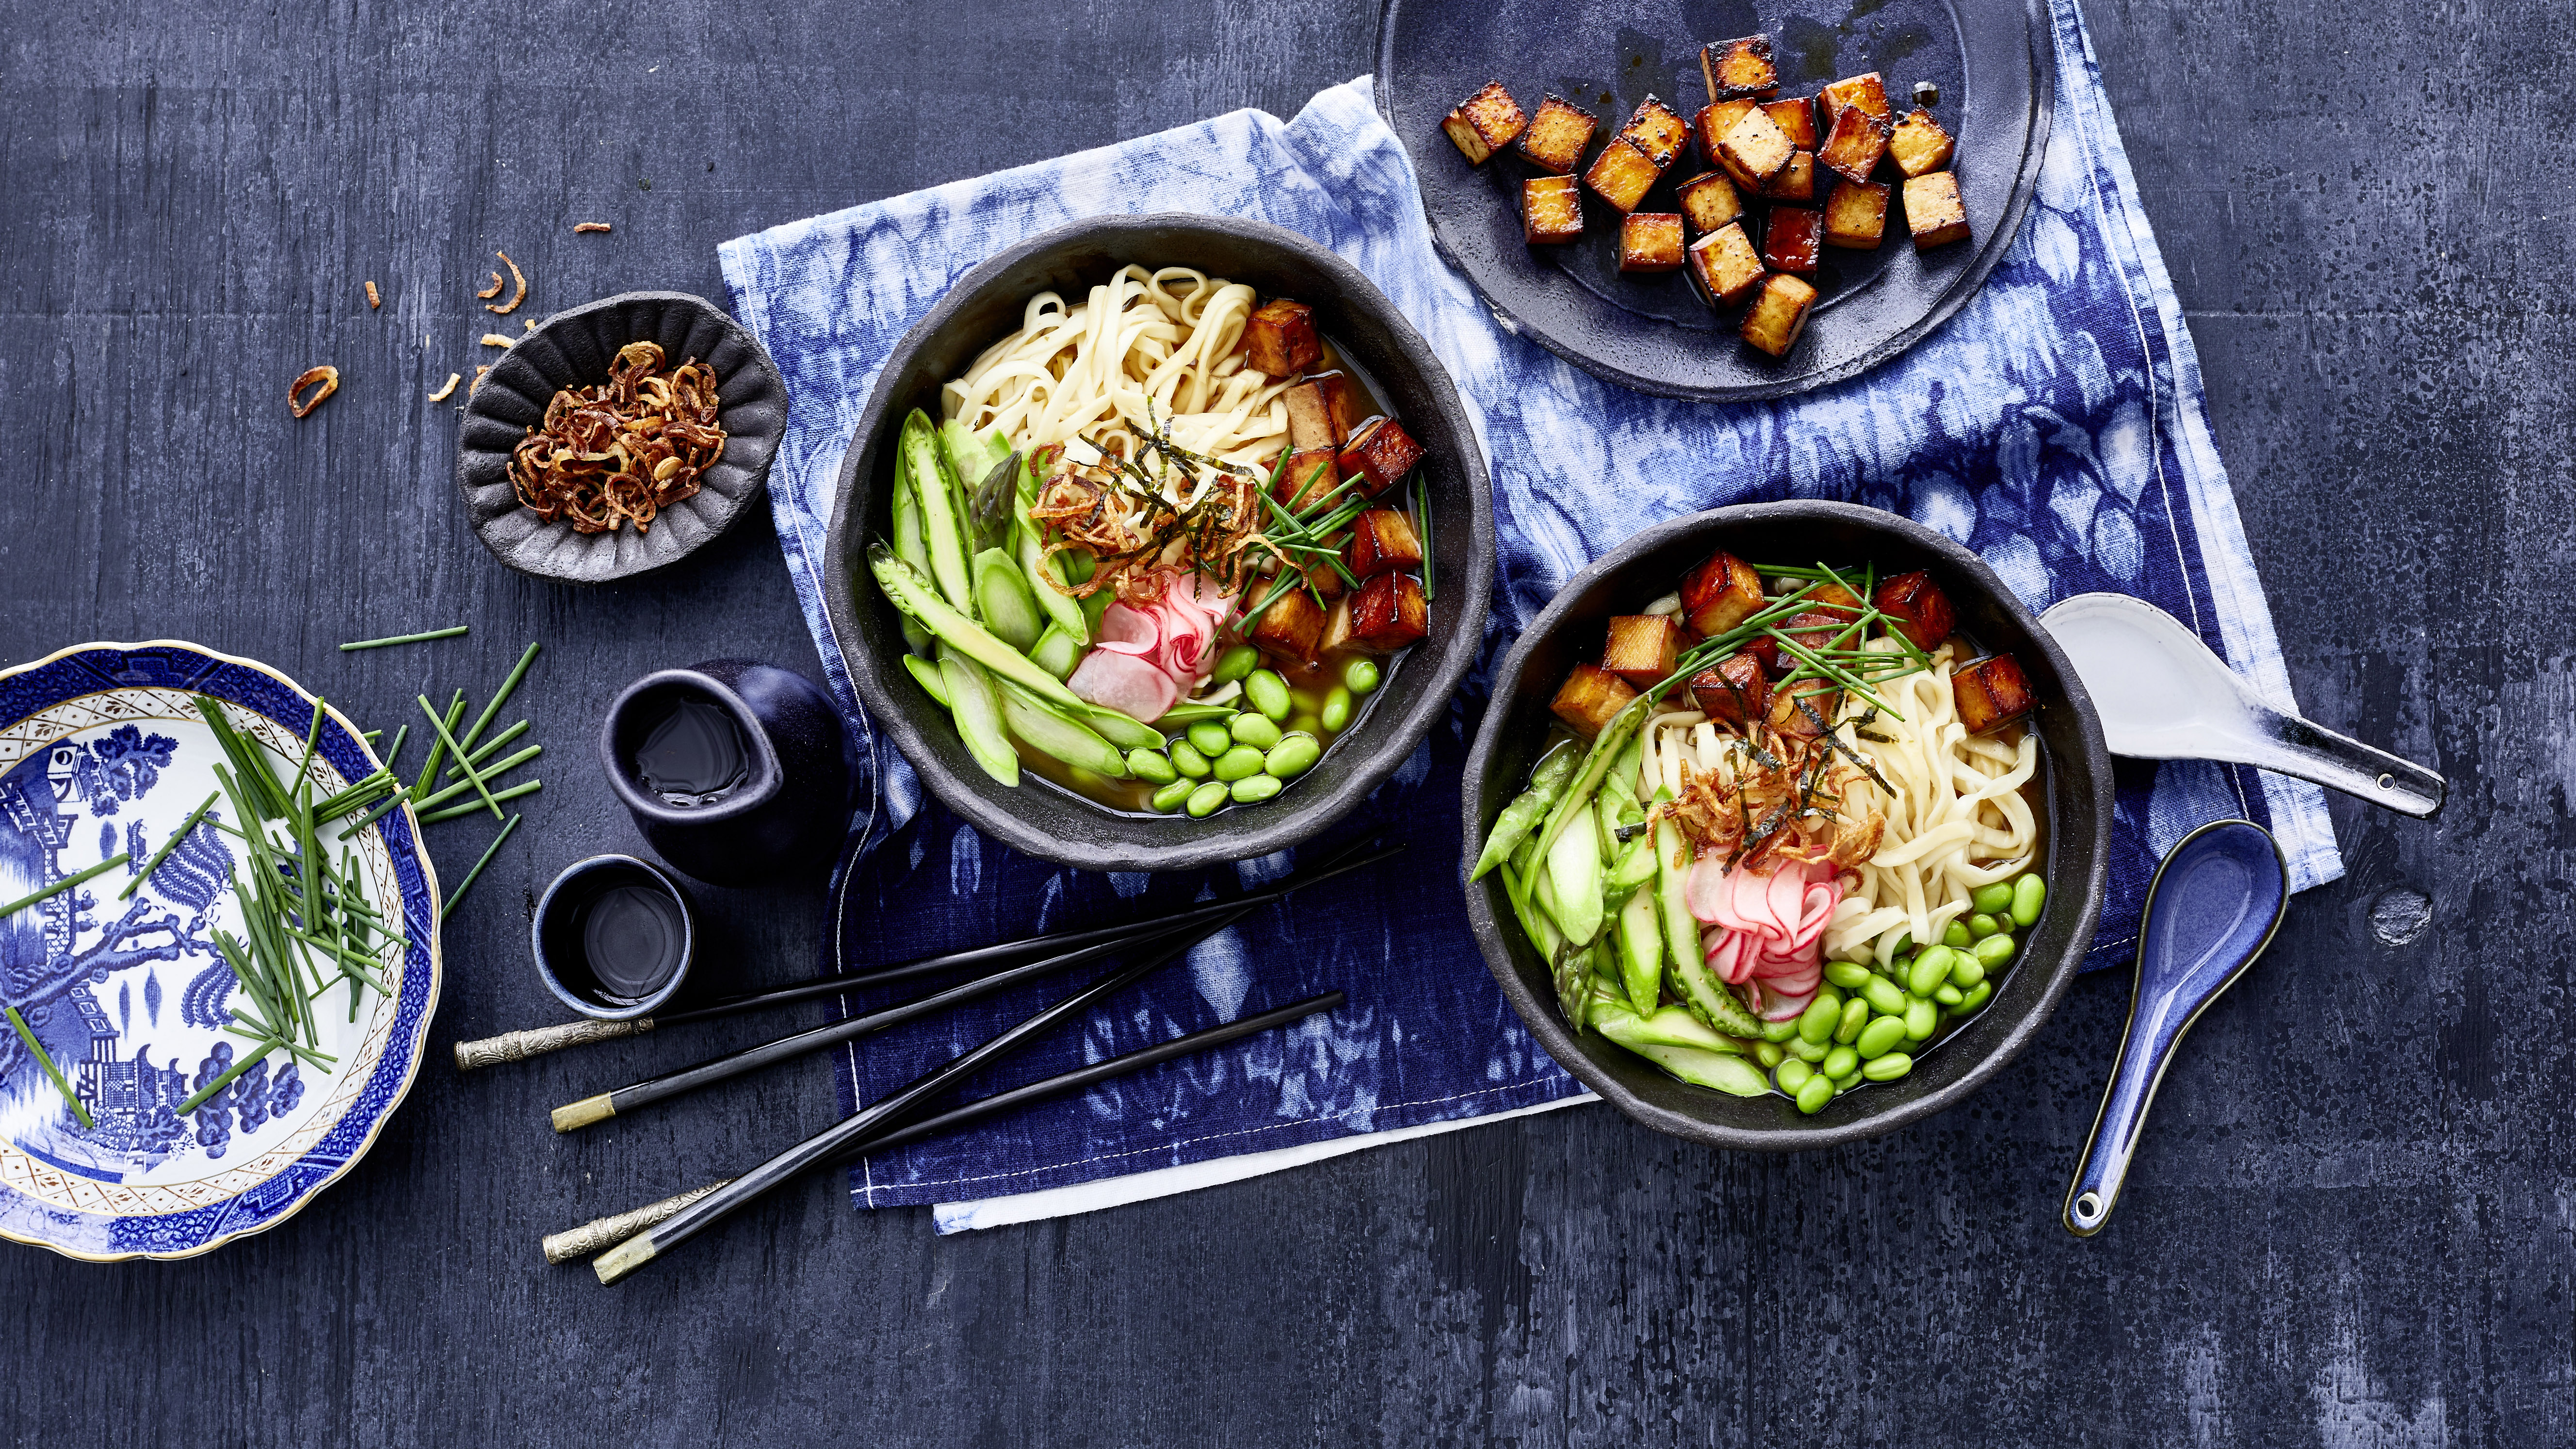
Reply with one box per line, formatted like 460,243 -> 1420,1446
573,222 -> 613,234
506,341 -> 726,536
477,271 -> 504,299
288,365 -> 340,418
486,249 -> 528,314
365,280 -> 381,309
427,372 -> 460,402
1656,721 -> 1885,875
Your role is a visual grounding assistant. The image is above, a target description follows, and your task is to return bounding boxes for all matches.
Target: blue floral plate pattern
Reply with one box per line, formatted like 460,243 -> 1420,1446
0,642 -> 441,1260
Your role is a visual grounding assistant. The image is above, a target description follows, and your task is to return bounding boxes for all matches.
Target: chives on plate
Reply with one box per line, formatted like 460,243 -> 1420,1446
0,852 -> 134,921
339,625 -> 470,651
121,792 -> 221,900
5,1005 -> 94,1129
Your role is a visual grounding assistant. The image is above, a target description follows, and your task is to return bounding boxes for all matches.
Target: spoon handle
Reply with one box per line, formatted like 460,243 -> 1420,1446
2247,709 -> 2445,818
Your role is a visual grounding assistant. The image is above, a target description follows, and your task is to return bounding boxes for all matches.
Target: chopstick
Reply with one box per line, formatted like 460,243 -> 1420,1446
592,899 -> 1258,1283
451,830 -> 1394,1073
541,989 -> 1345,1264
547,840 -> 1400,1131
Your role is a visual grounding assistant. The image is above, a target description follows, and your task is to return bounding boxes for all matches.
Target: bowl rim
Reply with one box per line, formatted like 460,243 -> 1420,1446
821,211 -> 1496,872
453,289 -> 789,586
1458,500 -> 2114,1150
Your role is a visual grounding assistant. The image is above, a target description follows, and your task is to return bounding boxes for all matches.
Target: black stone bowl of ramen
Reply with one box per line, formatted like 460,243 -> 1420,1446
822,213 -> 1496,872
1462,501 -> 2112,1149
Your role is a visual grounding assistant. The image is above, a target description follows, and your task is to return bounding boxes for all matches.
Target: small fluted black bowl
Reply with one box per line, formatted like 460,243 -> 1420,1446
455,291 -> 788,585
822,213 -> 1495,872
1462,502 -> 2113,1150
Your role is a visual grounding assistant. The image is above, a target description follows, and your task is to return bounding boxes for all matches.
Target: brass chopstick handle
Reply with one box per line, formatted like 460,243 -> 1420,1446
453,1017 -> 655,1072
541,1179 -> 733,1265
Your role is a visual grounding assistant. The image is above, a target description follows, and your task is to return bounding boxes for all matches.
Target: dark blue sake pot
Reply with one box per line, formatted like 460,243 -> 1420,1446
599,659 -> 860,887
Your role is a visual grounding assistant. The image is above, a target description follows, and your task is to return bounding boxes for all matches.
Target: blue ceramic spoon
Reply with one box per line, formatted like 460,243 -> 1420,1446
2064,819 -> 2290,1237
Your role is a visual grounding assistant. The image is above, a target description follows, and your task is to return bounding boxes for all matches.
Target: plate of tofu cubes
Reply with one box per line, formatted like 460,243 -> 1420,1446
1375,0 -> 2054,400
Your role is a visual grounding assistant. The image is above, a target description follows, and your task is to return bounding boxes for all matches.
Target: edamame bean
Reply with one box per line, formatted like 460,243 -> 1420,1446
1210,644 -> 1260,687
1824,960 -> 1875,991
1170,740 -> 1212,779
1861,977 -> 1908,1017
1344,657 -> 1381,695
1245,669 -> 1292,722
1949,957 -> 1986,989
1974,933 -> 2015,969
1971,881 -> 2014,916
1821,1045 -> 1859,1081
1943,920 -> 1972,949
1932,982 -> 1964,1007
1761,1017 -> 1801,1043
1862,1052 -> 1913,1082
2010,873 -> 2046,927
1904,997 -> 1938,1040
1776,1058 -> 1813,1092
1288,712 -> 1323,737
1890,932 -> 1913,957
1127,749 -> 1178,785
1230,775 -> 1282,804
1908,947 -> 1952,998
1230,713 -> 1284,751
1319,685 -> 1354,733
1184,781 -> 1229,817
1790,1036 -> 1830,1063
1187,721 -> 1232,757
1150,780 -> 1195,812
1212,745 -> 1266,782
1795,1075 -> 1834,1114
1754,1041 -> 1786,1069
1968,913 -> 2001,940
1835,997 -> 1870,1044
1797,994 -> 1841,1046
1855,1017 -> 1907,1060
1265,734 -> 1321,779
1957,981 -> 1992,1012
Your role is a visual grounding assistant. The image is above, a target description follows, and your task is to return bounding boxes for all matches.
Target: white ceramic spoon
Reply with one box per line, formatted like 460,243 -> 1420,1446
2037,592 -> 2444,818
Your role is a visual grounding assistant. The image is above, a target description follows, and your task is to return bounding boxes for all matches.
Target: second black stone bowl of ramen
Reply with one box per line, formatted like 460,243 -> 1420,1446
1462,502 -> 2114,1150
822,213 -> 1495,872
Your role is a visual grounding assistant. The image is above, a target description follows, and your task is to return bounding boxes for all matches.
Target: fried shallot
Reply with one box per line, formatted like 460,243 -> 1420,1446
288,365 -> 340,418
506,341 -> 726,536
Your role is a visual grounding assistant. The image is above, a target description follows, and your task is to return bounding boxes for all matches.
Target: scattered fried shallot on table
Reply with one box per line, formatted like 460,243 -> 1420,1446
573,222 -> 612,234
477,271 -> 504,299
481,333 -> 514,348
366,280 -> 381,309
428,373 -> 460,402
486,249 -> 527,315
289,365 -> 341,418
506,342 -> 725,535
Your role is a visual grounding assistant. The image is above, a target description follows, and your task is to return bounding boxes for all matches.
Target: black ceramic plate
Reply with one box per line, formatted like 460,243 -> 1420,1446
1377,0 -> 2054,400
1461,502 -> 2112,1150
823,214 -> 1496,873
455,291 -> 789,585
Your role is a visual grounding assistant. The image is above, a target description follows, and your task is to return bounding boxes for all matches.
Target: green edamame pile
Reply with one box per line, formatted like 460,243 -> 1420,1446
1123,654 -> 1383,819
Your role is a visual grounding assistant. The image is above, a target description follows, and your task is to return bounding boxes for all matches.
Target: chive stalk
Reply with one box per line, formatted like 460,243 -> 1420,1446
5,1005 -> 94,1128
119,793 -> 221,900
339,625 -> 470,651
0,852 -> 134,920
440,814 -> 521,921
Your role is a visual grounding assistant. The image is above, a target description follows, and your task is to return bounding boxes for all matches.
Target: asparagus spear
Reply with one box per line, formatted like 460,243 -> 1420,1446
1471,742 -> 1580,880
938,652 -> 1019,787
901,411 -> 974,614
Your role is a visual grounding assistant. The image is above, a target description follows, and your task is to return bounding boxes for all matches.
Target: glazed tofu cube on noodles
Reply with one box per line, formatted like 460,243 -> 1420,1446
1248,579 -> 1327,659
1348,573 -> 1429,653
1552,664 -> 1640,739
1518,94 -> 1599,174
1680,549 -> 1765,635
1601,614 -> 1680,685
1337,417 -> 1427,497
1277,449 -> 1339,509
1306,372 -> 1361,440
1688,653 -> 1772,726
1246,299 -> 1321,377
1870,570 -> 1956,649
1953,654 -> 2036,733
1343,508 -> 1425,579
1442,81 -> 1529,164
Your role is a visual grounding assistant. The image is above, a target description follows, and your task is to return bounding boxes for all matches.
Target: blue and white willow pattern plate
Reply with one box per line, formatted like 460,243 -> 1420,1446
0,642 -> 441,1260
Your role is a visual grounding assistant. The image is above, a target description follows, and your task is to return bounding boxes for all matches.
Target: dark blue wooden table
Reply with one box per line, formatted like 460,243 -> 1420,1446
3,1 -> 2559,1442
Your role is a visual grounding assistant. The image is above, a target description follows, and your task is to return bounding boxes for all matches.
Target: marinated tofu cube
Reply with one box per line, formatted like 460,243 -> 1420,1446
1762,97 -> 1820,150
1337,416 -> 1427,497
1620,212 -> 1687,272
1343,507 -> 1425,578
1760,206 -> 1822,277
1953,653 -> 2037,734
1677,171 -> 1745,234
1680,549 -> 1765,636
1740,273 -> 1818,357
1523,174 -> 1585,244
1693,98 -> 1761,166
1442,81 -> 1529,164
1904,171 -> 1971,247
1584,137 -> 1663,214
1284,381 -> 1340,452
1818,103 -> 1894,184
1701,35 -> 1780,100
1248,579 -> 1327,659
1618,95 -> 1692,168
1887,107 -> 1956,178
1601,614 -> 1680,685
1767,678 -> 1842,736
1773,609 -> 1856,665
1309,556 -> 1347,602
1803,580 -> 1866,615
1717,106 -> 1796,190
1688,653 -> 1772,727
1307,372 -> 1361,440
1551,663 -> 1640,739
1823,179 -> 1892,249
1317,594 -> 1355,655
1277,448 -> 1339,509
1517,94 -> 1599,174
1348,572 -> 1429,653
1685,223 -> 1766,308
1246,299 -> 1322,378
1762,150 -> 1817,202
1818,72 -> 1893,125
1870,570 -> 1957,650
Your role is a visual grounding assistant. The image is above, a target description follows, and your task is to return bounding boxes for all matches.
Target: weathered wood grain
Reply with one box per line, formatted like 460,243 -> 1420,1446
2,0 -> 2567,1442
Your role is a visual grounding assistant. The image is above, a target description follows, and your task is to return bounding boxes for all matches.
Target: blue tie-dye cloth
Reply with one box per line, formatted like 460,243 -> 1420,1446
716,0 -> 2340,1211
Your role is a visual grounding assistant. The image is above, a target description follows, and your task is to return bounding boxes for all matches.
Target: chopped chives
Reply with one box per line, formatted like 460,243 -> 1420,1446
1412,471 -> 1434,603
454,642 -> 541,758
339,625 -> 470,651
5,1005 -> 93,1129
416,695 -> 505,821
0,852 -> 134,920
176,1038 -> 277,1115
410,690 -> 466,802
414,745 -> 541,813
120,792 -> 221,900
336,785 -> 413,842
440,720 -> 531,783
440,814 -> 521,921
418,779 -> 540,824
380,723 -> 411,774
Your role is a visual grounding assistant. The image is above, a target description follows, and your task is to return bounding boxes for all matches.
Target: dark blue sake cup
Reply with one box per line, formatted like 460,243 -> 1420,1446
531,854 -> 698,1021
599,659 -> 861,888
